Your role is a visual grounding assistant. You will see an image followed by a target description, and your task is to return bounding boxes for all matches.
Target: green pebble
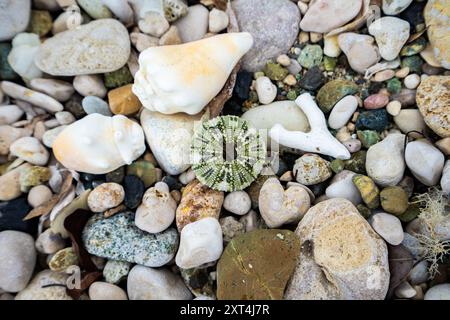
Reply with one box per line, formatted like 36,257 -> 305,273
286,90 -> 298,101
298,45 -> 323,69
316,79 -> 359,112
400,37 -> 427,57
356,203 -> 372,219
28,10 -> 52,37
126,161 -> 157,188
323,56 -> 337,71
380,186 -> 409,216
352,174 -> 380,209
330,159 -> 345,174
344,150 -> 367,174
387,78 -> 402,94
104,66 -> 133,89
19,166 -> 51,192
357,130 -> 380,149
398,203 -> 420,223
0,43 -> 18,80
263,61 -> 288,81
401,55 -> 423,74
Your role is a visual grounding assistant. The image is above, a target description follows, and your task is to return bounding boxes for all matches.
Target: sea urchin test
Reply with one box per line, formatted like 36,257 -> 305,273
132,32 -> 254,115
191,115 -> 266,192
52,113 -> 145,174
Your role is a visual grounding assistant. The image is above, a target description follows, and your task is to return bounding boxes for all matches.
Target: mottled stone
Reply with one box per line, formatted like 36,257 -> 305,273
285,198 -> 389,300
317,80 -> 359,112
293,154 -> 332,186
424,0 -> 450,69
217,229 -> 300,300
48,247 -> 78,272
352,174 -> 380,209
82,212 -> 178,267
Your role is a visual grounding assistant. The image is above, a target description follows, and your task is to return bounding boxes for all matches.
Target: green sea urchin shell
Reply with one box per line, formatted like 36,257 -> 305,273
191,116 -> 266,192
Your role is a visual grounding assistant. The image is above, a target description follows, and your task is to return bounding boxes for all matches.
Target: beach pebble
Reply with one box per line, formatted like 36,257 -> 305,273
424,0 -> 450,69
163,0 -> 188,22
405,140 -> 445,186
89,282 -> 128,300
130,32 -> 159,52
373,70 -> 395,82
343,139 -> 362,153
223,191 -> 251,216
35,19 -> 130,76
441,161 -> 450,195
293,154 -> 332,186
55,111 -> 75,125
83,212 -> 179,267
29,78 -> 74,102
386,101 -> 402,116
325,170 -> 362,205
285,198 -> 389,300
364,93 -> 389,110
409,260 -> 429,285
300,0 -> 362,33
27,185 -> 52,208
0,231 -> 36,292
382,0 -> 413,15
220,216 -> 245,242
82,96 -> 112,116
135,182 -> 177,234
380,186 -> 409,216
317,79 -> 359,113
255,76 -> 277,105
209,8 -> 229,33
176,217 -> 223,269
7,33 -> 42,81
15,270 -> 72,300
174,4 -> 208,43
48,247 -> 78,272
352,174 -> 380,209
176,179 -> 224,231
366,133 -> 405,187
369,212 -> 404,245
158,25 -> 182,46
1,81 -> 63,113
0,164 -> 30,202
232,0 -> 300,72
178,169 -> 196,185
328,95 -> 358,129
338,33 -> 380,74
404,74 -> 420,89
393,109 -> 426,135
0,0 -> 31,41
88,183 -> 125,213
127,265 -> 192,300
369,17 -> 410,61
323,35 -> 341,58
103,260 -> 131,284
10,137 -> 49,166
139,11 -> 169,37
141,109 -> 203,175
424,284 -> 450,300
259,178 -> 310,228
108,84 -> 141,116
0,105 -> 23,127
35,228 -> 65,255
42,126 -> 66,148
416,76 -> 449,138
73,75 -> 107,98
395,281 -> 417,299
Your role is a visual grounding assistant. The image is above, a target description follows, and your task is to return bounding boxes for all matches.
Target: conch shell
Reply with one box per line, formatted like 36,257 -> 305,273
132,32 -> 254,115
52,113 -> 145,174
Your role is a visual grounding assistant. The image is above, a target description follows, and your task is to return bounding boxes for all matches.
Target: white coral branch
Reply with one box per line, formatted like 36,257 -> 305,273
269,93 -> 351,160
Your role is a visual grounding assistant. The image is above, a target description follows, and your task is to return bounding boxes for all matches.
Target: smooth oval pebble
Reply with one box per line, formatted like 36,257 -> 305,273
29,78 -> 74,102
73,75 -> 107,98
88,183 -> 125,213
0,105 -> 24,125
82,96 -> 112,116
89,282 -> 128,300
369,212 -> 404,245
10,136 -> 49,166
364,93 -> 389,109
27,185 -> 52,208
223,191 -> 252,216
328,95 -> 358,129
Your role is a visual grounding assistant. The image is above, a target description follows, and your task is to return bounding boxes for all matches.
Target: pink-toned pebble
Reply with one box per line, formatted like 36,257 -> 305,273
364,93 -> 389,109
343,139 -> 362,153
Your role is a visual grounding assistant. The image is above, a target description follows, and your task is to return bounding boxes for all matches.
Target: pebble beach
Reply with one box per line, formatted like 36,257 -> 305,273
0,0 -> 449,301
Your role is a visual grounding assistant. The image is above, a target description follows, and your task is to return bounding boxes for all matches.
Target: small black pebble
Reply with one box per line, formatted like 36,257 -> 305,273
162,175 -> 182,190
0,198 -> 36,235
233,71 -> 253,101
124,175 -> 145,209
106,166 -> 125,184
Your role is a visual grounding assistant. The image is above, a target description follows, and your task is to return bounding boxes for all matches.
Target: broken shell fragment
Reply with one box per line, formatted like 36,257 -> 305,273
132,32 -> 254,115
52,113 -> 145,174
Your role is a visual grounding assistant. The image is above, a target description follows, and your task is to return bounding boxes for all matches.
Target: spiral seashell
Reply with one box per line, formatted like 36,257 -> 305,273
132,32 -> 254,115
190,115 -> 266,192
52,113 -> 145,174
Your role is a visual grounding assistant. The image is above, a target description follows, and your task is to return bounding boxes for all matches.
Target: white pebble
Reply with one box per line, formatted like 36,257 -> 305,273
395,281 -> 417,299
405,140 -> 445,186
208,8 -> 229,33
27,185 -> 53,208
369,212 -> 404,245
42,126 -> 67,148
73,75 -> 107,98
424,284 -> 450,300
29,78 -> 75,102
276,54 -> 291,67
0,105 -> 23,125
223,191 -> 251,215
386,100 -> 402,116
138,11 -> 169,37
297,1 -> 308,14
55,111 -> 75,125
404,74 -> 420,89
175,217 -> 223,269
89,281 -> 128,300
178,169 -> 196,185
255,76 -> 277,105
10,136 -> 49,165
328,95 -> 358,130
87,183 -> 125,213
35,228 -> 66,255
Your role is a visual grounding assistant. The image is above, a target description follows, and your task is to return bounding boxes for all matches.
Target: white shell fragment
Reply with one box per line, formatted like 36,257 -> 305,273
132,32 -> 254,115
52,113 -> 146,174
270,93 -> 351,160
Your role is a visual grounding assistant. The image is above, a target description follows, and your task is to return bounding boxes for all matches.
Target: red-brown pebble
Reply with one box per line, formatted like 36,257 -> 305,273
364,93 -> 389,109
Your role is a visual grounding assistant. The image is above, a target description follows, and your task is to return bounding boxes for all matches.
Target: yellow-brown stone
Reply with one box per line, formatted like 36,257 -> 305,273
424,0 -> 450,69
108,84 -> 141,115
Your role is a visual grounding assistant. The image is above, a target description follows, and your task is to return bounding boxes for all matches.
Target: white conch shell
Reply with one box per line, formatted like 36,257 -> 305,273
52,113 -> 145,174
269,93 -> 351,160
132,32 -> 254,115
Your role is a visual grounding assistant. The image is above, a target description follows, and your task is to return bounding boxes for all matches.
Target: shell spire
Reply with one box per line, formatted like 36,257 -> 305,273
132,32 -> 254,115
